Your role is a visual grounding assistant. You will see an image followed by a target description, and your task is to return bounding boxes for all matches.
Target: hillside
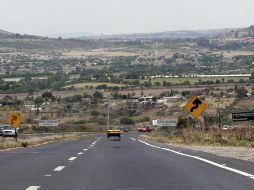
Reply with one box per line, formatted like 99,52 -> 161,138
87,28 -> 237,40
0,28 -> 14,37
226,25 -> 254,38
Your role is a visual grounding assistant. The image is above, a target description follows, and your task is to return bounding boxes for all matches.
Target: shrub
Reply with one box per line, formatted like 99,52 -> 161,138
120,116 -> 135,125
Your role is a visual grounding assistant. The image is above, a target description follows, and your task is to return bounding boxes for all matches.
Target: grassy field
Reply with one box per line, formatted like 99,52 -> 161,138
0,133 -> 88,150
142,76 -> 250,85
63,49 -> 138,58
64,82 -> 128,89
139,126 -> 254,147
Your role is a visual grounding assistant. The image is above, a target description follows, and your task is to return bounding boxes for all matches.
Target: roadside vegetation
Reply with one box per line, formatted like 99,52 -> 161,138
139,126 -> 254,147
0,133 -> 89,150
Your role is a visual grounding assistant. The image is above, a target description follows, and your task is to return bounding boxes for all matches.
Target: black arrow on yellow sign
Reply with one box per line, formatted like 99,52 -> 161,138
190,98 -> 202,112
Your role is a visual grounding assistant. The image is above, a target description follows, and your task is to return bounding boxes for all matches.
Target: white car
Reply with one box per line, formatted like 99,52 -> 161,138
0,125 -> 18,137
222,125 -> 232,130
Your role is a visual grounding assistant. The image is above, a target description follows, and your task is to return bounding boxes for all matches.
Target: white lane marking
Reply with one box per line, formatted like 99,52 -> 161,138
83,149 -> 88,151
53,166 -> 65,172
68,157 -> 77,161
130,137 -> 136,141
44,174 -> 51,177
96,137 -> 101,141
77,152 -> 83,155
138,140 -> 254,180
26,186 -> 40,190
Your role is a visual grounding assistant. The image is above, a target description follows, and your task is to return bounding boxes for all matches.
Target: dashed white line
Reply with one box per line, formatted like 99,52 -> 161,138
53,166 -> 65,172
77,152 -> 83,155
138,140 -> 254,180
44,174 -> 51,177
83,149 -> 88,151
68,157 -> 77,161
130,137 -> 136,141
26,186 -> 40,190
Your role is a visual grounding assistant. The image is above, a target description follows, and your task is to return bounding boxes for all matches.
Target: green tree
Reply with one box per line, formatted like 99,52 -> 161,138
34,96 -> 44,105
93,91 -> 103,99
120,116 -> 135,125
236,87 -> 248,98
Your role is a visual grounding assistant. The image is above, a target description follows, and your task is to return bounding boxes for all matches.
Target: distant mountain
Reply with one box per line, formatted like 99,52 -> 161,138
87,28 -> 238,40
0,28 -> 14,37
46,32 -> 93,39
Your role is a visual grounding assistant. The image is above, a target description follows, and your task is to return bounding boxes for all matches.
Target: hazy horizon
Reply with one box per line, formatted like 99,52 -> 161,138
1,0 -> 254,36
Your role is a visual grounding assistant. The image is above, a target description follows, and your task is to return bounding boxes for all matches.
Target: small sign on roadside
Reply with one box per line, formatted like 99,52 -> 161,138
153,120 -> 177,127
38,120 -> 59,127
232,112 -> 254,122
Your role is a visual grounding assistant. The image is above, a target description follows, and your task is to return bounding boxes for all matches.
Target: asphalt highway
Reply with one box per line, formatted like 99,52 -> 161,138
0,133 -> 254,190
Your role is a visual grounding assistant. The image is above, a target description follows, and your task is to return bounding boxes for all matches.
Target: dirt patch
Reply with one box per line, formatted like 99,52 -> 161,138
164,143 -> 254,162
63,49 -> 138,57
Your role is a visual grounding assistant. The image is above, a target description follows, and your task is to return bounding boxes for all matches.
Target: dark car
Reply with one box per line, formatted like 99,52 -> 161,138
120,127 -> 128,132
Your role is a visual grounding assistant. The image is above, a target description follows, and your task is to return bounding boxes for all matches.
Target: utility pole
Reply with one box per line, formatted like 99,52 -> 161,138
107,95 -> 110,129
218,111 -> 221,128
217,97 -> 221,128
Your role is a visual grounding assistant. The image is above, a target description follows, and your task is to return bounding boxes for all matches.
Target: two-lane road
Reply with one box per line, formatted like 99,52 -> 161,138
0,133 -> 253,190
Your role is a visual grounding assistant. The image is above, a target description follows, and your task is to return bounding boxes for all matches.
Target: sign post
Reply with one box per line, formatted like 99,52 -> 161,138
7,112 -> 23,141
184,96 -> 208,128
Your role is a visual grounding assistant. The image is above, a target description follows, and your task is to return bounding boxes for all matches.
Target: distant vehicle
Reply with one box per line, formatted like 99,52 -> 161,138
0,127 -> 3,136
120,127 -> 128,132
0,125 -> 18,137
138,126 -> 152,132
222,125 -> 232,130
107,126 -> 121,140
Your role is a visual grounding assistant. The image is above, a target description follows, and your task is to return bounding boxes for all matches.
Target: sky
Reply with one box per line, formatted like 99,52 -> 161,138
0,0 -> 254,36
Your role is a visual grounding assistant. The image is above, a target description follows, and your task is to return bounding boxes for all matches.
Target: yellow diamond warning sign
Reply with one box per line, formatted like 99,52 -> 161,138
7,112 -> 23,128
184,96 -> 207,118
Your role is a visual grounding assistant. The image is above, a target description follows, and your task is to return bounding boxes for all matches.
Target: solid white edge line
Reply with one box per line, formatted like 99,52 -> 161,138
68,157 -> 77,161
138,140 -> 254,179
53,166 -> 65,172
26,186 -> 40,190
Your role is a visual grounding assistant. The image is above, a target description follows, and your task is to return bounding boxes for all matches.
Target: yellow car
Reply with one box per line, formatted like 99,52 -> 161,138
107,127 -> 121,140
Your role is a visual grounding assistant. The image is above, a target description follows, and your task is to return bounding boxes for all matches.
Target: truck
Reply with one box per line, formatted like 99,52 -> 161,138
107,126 -> 121,140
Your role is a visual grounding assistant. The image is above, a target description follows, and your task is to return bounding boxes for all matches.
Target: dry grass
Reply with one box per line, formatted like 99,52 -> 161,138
139,126 -> 254,147
63,49 -> 138,57
222,50 -> 254,58
64,82 -> 128,89
0,133 -> 87,150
